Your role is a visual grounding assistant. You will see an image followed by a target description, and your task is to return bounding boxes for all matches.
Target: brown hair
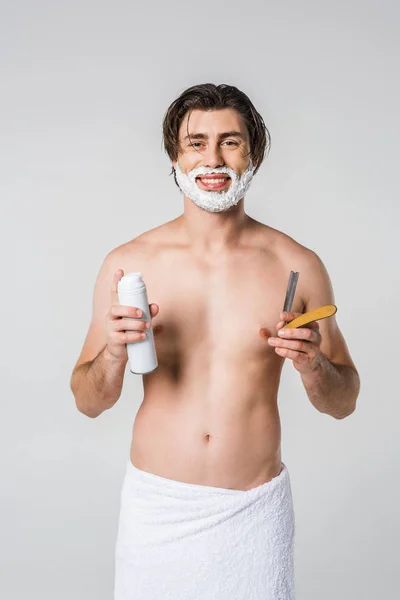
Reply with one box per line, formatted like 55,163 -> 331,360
162,83 -> 271,187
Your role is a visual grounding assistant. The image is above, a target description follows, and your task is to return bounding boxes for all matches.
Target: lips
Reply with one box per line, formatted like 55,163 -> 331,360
196,175 -> 231,191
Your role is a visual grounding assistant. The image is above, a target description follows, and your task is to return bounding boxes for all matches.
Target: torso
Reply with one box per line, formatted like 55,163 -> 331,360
117,216 -> 306,490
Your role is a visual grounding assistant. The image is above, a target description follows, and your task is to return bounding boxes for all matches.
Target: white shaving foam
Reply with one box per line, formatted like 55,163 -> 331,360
174,158 -> 255,213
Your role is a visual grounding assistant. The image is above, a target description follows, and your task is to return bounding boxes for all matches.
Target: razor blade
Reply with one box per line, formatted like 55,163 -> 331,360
283,271 -> 299,320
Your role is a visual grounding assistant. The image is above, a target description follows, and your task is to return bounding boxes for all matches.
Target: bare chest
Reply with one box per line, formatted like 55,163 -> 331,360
125,248 -> 304,367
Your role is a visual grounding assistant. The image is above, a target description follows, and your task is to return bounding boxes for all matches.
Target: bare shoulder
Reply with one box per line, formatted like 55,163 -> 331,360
105,218 -> 181,267
250,218 -> 323,269
72,221 -> 178,369
252,220 -> 357,368
249,219 -> 332,308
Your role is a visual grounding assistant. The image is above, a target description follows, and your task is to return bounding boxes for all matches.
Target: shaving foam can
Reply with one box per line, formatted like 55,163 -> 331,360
117,272 -> 158,374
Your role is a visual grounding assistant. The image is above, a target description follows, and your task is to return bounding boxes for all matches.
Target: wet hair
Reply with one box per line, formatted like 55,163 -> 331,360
162,83 -> 271,187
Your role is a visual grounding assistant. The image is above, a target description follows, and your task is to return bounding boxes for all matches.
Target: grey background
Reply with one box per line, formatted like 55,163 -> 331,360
1,1 -> 399,598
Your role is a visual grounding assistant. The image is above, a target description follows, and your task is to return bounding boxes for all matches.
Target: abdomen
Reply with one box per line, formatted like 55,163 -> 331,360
130,362 -> 282,489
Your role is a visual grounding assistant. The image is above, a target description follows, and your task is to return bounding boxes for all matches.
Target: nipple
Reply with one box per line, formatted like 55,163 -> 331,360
153,324 -> 164,336
259,327 -> 271,340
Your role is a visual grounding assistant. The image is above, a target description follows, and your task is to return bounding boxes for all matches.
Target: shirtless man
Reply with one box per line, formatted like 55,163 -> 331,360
70,83 -> 360,600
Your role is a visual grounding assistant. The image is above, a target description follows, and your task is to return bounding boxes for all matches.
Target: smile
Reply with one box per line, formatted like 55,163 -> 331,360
196,176 -> 231,191
201,178 -> 226,183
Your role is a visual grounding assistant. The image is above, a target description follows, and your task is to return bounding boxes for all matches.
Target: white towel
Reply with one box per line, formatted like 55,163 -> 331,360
114,459 -> 295,600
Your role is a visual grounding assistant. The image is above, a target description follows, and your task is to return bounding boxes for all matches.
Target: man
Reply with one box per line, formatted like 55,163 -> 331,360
70,83 -> 360,600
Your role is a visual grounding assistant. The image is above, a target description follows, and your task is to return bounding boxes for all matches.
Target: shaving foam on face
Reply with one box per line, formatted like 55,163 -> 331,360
174,159 -> 255,212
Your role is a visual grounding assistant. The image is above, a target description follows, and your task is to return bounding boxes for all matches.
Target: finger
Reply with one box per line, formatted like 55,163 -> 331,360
277,316 -> 321,334
275,346 -> 319,370
277,327 -> 320,343
299,322 -> 321,341
274,347 -> 310,362
110,304 -> 143,320
268,329 -> 316,352
113,330 -> 147,344
270,339 -> 313,354
113,318 -> 150,332
149,303 -> 159,318
303,323 -> 320,338
276,314 -> 305,332
111,269 -> 124,304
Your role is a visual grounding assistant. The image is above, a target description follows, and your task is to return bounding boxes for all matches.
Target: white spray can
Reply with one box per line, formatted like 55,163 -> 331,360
117,272 -> 158,374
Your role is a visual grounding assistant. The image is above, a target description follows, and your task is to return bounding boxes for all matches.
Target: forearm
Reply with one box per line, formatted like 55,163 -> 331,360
301,354 -> 360,419
71,346 -> 127,418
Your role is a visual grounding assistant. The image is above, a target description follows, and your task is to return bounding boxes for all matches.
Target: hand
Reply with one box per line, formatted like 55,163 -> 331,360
268,311 -> 322,374
104,269 -> 159,361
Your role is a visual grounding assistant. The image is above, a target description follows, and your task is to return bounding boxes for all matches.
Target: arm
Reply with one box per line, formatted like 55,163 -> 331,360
70,250 -> 127,418
70,346 -> 127,419
70,248 -> 128,418
301,252 -> 360,418
269,250 -> 360,419
299,349 -> 360,419
70,247 -> 159,418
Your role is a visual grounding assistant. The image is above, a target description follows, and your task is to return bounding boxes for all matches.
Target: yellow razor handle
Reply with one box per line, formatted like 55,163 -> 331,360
283,304 -> 337,329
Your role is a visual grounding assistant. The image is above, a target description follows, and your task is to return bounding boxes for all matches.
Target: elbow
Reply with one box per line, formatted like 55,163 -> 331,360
71,383 -> 100,419
335,373 -> 360,419
335,406 -> 355,420
77,404 -> 100,419
74,397 -> 101,419
334,398 -> 358,420
70,372 -> 100,419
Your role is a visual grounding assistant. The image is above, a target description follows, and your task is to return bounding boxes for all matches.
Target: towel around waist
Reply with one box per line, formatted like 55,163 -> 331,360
121,458 -> 291,515
115,457 -> 295,600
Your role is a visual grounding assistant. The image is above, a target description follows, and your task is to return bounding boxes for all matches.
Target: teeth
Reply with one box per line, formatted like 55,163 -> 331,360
200,178 -> 226,184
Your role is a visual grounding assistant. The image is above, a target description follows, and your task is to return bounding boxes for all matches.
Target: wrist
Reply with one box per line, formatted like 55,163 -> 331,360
103,345 -> 128,367
301,352 -> 325,383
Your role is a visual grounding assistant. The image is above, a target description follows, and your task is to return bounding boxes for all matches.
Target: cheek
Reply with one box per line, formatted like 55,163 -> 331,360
183,159 -> 201,173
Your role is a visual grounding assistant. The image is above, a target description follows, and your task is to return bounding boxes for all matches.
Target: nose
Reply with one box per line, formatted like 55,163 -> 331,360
203,143 -> 225,169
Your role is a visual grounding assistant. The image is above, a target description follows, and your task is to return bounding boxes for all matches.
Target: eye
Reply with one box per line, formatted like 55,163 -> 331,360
222,141 -> 239,146
189,142 -> 204,148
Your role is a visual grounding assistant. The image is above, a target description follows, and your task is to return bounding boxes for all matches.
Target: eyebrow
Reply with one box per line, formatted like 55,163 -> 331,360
182,131 -> 244,141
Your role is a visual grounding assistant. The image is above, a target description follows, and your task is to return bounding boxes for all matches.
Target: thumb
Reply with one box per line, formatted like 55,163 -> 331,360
276,310 -> 302,331
149,303 -> 159,318
111,269 -> 124,304
280,311 -> 302,322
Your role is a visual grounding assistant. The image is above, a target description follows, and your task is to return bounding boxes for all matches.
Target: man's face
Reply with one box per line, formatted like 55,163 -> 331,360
173,108 -> 253,193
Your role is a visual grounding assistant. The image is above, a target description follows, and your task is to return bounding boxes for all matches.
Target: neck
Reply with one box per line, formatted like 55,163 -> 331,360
177,195 -> 250,254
